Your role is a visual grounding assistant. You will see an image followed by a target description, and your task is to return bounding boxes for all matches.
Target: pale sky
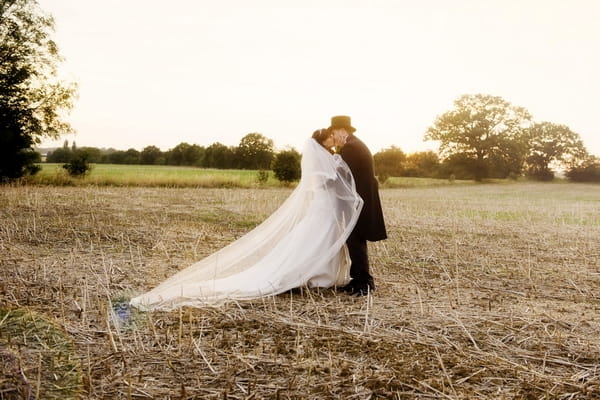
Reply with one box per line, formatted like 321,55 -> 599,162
38,0 -> 600,156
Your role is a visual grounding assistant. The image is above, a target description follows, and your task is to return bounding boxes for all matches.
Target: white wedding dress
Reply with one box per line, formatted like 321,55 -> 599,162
130,139 -> 363,311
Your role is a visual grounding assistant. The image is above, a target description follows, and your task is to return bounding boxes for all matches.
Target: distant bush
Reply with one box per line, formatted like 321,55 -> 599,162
272,149 -> 300,183
63,151 -> 92,177
256,170 -> 269,184
378,172 -> 389,184
526,166 -> 554,181
507,172 -> 519,181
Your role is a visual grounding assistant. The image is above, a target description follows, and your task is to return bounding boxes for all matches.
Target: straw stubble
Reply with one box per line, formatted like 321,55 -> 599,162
1,183 -> 599,399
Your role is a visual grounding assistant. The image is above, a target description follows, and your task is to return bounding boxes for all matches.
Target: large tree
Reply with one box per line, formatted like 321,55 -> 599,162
236,133 -> 274,170
425,94 -> 531,180
524,122 -> 588,180
0,0 -> 77,180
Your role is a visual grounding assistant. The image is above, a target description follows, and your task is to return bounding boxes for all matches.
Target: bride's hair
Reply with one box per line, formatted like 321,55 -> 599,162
312,128 -> 332,146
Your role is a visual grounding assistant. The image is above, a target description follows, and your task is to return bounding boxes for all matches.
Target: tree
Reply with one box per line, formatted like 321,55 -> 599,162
77,146 -> 102,163
236,133 -> 274,170
104,150 -> 127,164
140,145 -> 163,165
122,148 -> 141,164
272,148 -> 301,183
425,94 -> 531,180
524,122 -> 588,180
166,142 -> 204,166
373,146 -> 406,181
0,0 -> 77,181
187,144 -> 205,166
404,151 -> 440,178
203,142 -> 235,169
46,146 -> 72,163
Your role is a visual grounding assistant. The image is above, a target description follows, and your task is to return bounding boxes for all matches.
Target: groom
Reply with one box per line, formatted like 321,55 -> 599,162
329,115 -> 387,296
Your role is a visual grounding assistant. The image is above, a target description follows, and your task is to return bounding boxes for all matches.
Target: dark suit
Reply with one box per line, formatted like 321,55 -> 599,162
339,134 -> 387,288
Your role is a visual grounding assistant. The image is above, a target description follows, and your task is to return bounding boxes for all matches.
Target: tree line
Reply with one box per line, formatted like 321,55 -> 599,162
2,1 -> 599,183
46,133 -> 276,170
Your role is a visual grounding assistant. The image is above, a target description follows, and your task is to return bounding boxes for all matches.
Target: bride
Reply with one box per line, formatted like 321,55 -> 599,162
130,129 -> 363,311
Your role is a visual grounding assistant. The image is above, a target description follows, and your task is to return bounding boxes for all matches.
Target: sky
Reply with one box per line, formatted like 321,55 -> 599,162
37,0 -> 600,156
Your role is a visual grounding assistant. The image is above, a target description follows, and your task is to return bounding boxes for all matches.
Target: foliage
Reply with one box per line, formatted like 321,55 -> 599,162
62,149 -> 91,176
122,148 -> 141,164
140,145 -> 163,165
256,169 -> 269,184
485,138 -> 526,179
377,172 -> 390,184
403,151 -> 440,178
425,94 -> 531,181
236,133 -> 274,170
565,157 -> 600,182
203,142 -> 235,169
103,148 -> 141,164
46,140 -> 72,162
165,142 -> 204,166
42,137 -> 278,170
272,148 -> 301,183
526,165 -> 555,181
76,146 -> 102,163
0,0 -> 77,181
439,153 -> 479,180
374,146 -> 406,179
524,122 -> 588,181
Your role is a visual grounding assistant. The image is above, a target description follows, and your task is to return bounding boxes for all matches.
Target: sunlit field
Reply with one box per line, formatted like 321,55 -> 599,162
27,163 -> 476,189
28,163 -> 280,187
1,183 -> 599,399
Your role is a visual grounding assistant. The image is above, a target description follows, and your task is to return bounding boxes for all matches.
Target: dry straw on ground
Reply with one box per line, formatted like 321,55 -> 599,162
1,183 -> 599,399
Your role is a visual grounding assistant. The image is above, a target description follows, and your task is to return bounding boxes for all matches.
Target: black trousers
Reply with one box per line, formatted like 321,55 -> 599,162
346,230 -> 374,288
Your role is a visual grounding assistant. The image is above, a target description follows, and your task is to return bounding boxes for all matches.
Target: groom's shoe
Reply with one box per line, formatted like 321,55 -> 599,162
350,282 -> 375,297
338,283 -> 356,293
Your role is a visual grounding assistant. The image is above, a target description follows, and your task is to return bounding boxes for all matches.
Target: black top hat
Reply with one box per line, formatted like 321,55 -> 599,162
328,115 -> 356,133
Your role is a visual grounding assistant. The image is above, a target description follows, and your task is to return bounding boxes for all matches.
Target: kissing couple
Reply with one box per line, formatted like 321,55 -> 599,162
131,115 -> 387,311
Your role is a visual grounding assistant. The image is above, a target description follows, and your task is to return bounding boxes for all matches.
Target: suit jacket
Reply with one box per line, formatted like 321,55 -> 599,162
339,135 -> 387,241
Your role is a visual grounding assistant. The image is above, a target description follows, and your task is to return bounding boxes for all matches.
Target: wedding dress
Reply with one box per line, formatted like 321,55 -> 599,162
130,139 -> 363,311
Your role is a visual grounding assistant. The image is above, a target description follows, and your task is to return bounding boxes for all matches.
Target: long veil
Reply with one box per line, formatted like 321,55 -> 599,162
130,139 -> 363,310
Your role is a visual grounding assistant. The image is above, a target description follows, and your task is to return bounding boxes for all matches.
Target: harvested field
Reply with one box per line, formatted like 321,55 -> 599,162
1,183 -> 599,399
